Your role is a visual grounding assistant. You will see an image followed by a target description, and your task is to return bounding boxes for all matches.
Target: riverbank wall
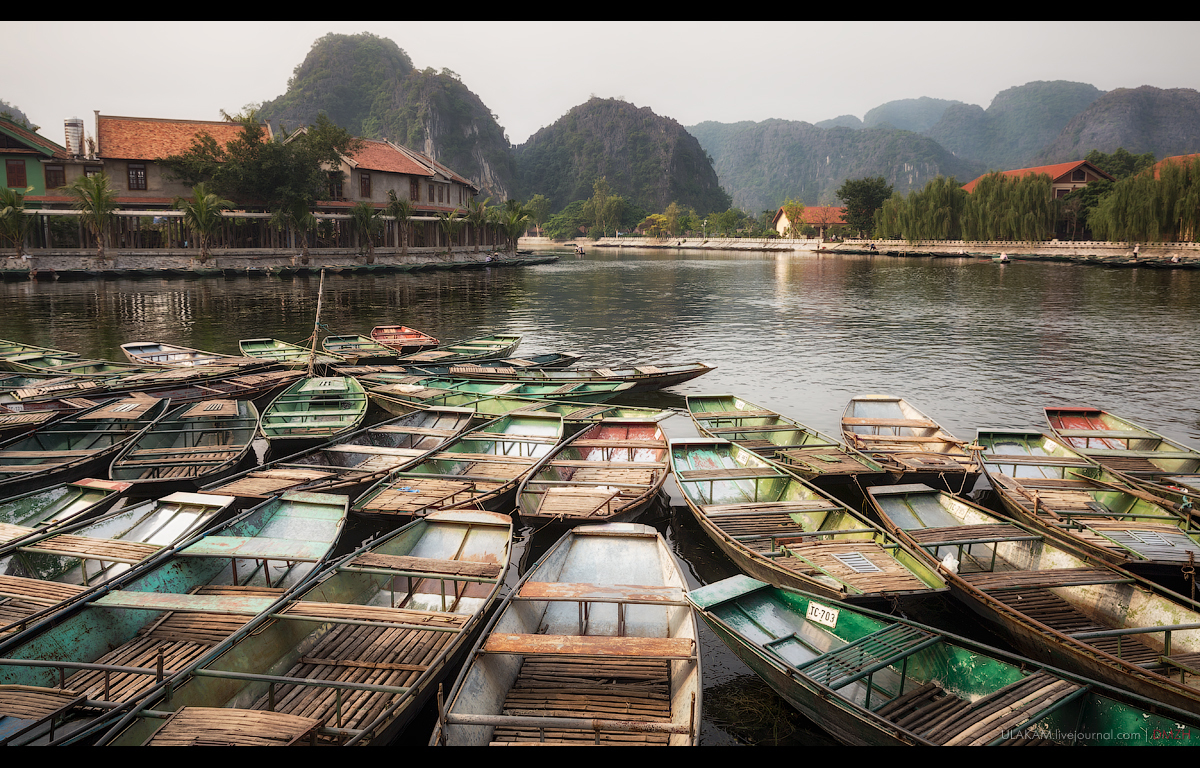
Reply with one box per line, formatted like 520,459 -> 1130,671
0,246 -> 551,281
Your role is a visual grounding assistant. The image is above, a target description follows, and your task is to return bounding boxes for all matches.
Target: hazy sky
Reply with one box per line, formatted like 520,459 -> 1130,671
8,21 -> 1200,147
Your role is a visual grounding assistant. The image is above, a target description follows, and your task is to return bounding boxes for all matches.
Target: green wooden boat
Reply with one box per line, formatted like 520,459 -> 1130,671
1045,406 -> 1200,479
0,478 -> 132,551
259,377 -> 368,448
841,394 -> 978,492
119,341 -> 260,369
687,394 -> 886,488
334,351 -> 582,378
363,375 -> 634,407
369,388 -> 673,424
0,491 -> 239,637
205,406 -> 477,502
353,413 -> 563,520
100,508 -> 511,746
517,419 -> 670,526
688,575 -> 1200,746
868,482 -> 1200,717
0,491 -> 347,745
0,397 -> 171,498
433,523 -> 700,746
669,438 -> 945,603
319,334 -> 399,364
430,361 -> 715,393
110,399 -> 260,494
976,429 -> 1200,581
395,333 -> 521,365
238,338 -> 343,367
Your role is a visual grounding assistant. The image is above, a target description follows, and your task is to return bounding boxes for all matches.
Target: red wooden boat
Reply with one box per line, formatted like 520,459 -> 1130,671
369,326 -> 439,356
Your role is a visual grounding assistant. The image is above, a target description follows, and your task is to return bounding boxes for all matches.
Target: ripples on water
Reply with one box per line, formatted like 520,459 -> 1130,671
5,249 -> 1200,744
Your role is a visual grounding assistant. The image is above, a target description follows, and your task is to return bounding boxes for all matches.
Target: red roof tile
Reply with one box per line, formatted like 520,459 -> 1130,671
772,206 -> 846,226
97,115 -> 255,160
348,139 -> 433,176
1152,153 -> 1200,178
962,161 -> 1113,192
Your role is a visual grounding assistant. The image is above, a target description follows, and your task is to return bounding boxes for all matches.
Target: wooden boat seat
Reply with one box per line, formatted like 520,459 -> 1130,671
982,454 -> 1092,467
92,590 -> 281,615
704,500 -> 843,515
481,633 -> 695,659
433,452 -> 537,464
989,588 -> 1161,664
774,448 -> 875,475
485,657 -> 675,745
846,434 -> 950,443
20,534 -> 161,564
0,575 -> 88,603
372,425 -> 458,436
359,480 -> 488,514
694,409 -> 776,419
784,540 -> 932,593
958,567 -> 1133,591
348,553 -> 503,580
283,601 -> 470,629
178,535 -> 332,563
567,439 -> 666,449
321,444 -> 424,457
208,469 -> 334,498
842,417 -> 940,429
706,425 -> 798,435
906,524 -> 1039,547
549,459 -> 666,469
127,446 -> 240,457
0,449 -> 101,458
0,686 -> 88,745
534,487 -> 624,519
144,707 -> 322,746
677,467 -> 781,481
518,581 -> 687,605
0,522 -> 35,544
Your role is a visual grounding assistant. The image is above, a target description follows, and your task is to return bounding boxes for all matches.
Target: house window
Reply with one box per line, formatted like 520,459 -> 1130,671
359,172 -> 371,198
45,164 -> 65,188
5,159 -> 26,187
1071,169 -> 1086,182
428,183 -> 434,203
1055,187 -> 1069,199
328,173 -> 343,200
127,163 -> 147,190
437,184 -> 443,203
84,166 -> 102,178
410,178 -> 419,200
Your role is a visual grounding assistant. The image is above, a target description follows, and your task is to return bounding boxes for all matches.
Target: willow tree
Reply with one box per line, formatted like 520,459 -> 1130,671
66,173 -> 118,260
961,172 -> 1055,241
873,177 -> 966,243
1092,156 -> 1200,242
175,183 -> 234,262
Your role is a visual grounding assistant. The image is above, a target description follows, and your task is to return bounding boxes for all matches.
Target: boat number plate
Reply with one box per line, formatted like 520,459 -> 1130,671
806,601 -> 838,628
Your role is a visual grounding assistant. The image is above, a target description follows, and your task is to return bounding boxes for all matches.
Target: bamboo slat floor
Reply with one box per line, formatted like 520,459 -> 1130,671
144,707 -> 322,746
489,657 -> 672,745
0,576 -> 88,635
783,540 -> 930,592
988,588 -> 1161,664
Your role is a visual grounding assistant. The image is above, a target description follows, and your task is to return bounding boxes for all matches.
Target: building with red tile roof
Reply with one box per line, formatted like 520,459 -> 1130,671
1,116 -> 69,199
1152,153 -> 1200,178
771,205 -> 847,237
962,161 -> 1114,198
325,137 -> 479,214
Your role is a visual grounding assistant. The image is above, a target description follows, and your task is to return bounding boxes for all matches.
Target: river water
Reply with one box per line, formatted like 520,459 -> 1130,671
4,248 -> 1200,744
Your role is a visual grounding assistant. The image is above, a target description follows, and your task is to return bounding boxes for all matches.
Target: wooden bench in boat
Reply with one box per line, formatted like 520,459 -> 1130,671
705,425 -> 798,435
906,524 -> 1039,548
208,468 -> 335,498
177,535 -> 332,563
372,425 -> 459,436
516,581 -> 687,606
958,567 -> 1133,591
783,540 -> 931,593
1080,449 -> 1197,460
321,444 -> 424,458
346,553 -> 503,581
1054,428 -> 1151,440
983,454 -> 1093,467
0,522 -> 35,544
19,534 -> 162,564
704,500 -> 843,516
359,479 -> 493,513
533,487 -> 625,520
281,601 -> 470,630
144,707 -> 322,746
0,685 -> 88,745
988,588 -> 1161,664
846,434 -> 953,444
481,633 -> 694,660
774,448 -> 876,475
433,452 -> 538,464
842,417 -> 940,429
0,576 -> 89,632
677,467 -> 783,481
92,590 -> 281,615
694,409 -> 776,420
567,439 -> 666,450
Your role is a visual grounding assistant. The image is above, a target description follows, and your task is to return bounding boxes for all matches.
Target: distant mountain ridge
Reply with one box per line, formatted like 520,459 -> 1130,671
1033,86 -> 1200,163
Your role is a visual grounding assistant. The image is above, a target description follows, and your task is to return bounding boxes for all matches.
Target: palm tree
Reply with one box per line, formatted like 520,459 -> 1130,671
437,209 -> 466,253
465,196 -> 491,252
385,190 -> 415,257
66,173 -> 118,261
0,186 -> 34,258
350,201 -> 383,262
175,183 -> 234,262
501,201 -> 530,255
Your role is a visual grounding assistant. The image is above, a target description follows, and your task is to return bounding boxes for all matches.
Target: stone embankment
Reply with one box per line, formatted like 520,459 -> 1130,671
534,236 -> 1200,268
0,247 -> 552,281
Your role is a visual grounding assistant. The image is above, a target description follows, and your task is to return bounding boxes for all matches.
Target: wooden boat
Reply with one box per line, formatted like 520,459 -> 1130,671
353,413 -> 563,520
438,361 -> 716,393
364,375 -> 634,407
0,491 -> 238,637
259,377 -> 368,449
688,574 -> 1200,745
119,341 -> 260,368
369,387 -> 673,424
369,324 -> 439,355
517,419 -> 669,526
687,394 -> 886,488
238,338 -> 343,367
0,354 -> 144,376
334,351 -> 582,378
109,400 -> 260,493
975,429 -> 1200,580
668,438 -> 945,603
3,368 -> 303,409
0,491 -> 347,745
432,523 -> 701,746
841,395 -> 978,492
0,478 -> 131,552
205,406 -> 476,502
395,333 -> 521,365
0,397 -> 171,498
1045,406 -> 1200,478
319,335 -> 398,365
869,483 -> 1200,717
0,339 -> 80,370
100,509 -> 511,746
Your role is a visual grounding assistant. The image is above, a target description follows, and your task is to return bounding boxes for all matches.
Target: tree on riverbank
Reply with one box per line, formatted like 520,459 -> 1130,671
66,173 -> 118,261
175,183 -> 234,262
1090,155 -> 1200,242
836,177 -> 892,237
0,186 -> 34,258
